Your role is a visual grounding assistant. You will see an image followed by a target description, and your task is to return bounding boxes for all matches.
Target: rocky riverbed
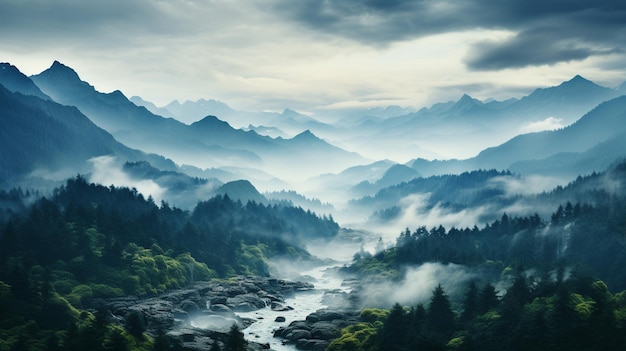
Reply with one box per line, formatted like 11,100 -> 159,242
94,276 -> 355,350
94,275 -> 317,350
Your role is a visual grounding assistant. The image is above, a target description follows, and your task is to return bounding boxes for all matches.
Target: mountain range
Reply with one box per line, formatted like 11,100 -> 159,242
0,80 -> 174,189
29,61 -> 367,182
2,59 -> 626,215
409,94 -> 626,178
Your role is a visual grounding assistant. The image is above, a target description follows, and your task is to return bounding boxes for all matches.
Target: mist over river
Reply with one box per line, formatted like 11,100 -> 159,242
235,264 -> 349,350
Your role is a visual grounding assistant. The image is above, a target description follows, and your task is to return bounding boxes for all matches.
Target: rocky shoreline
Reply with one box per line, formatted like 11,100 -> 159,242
90,273 -> 363,351
273,309 -> 360,351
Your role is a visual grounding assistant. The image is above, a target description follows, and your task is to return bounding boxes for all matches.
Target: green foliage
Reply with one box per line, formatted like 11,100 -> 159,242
328,323 -> 379,351
358,278 -> 626,351
0,177 -> 339,351
359,308 -> 389,323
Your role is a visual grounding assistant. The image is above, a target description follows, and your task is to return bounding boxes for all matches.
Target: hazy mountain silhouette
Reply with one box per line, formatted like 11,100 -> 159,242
165,98 -> 236,124
130,95 -> 175,118
30,61 -> 366,177
0,62 -> 51,100
30,61 -> 265,168
215,179 -> 267,205
137,96 -> 334,138
409,95 -> 626,178
338,75 -> 623,161
0,83 -> 174,187
351,164 -> 421,197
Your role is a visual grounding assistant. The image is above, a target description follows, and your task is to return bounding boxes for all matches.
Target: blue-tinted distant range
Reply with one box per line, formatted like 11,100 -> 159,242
1,0 -> 625,114
2,0 -> 623,230
5,2 -> 626,351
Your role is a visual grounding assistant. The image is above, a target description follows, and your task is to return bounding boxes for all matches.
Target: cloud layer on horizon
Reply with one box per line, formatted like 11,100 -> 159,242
1,0 -> 625,111
275,0 -> 626,70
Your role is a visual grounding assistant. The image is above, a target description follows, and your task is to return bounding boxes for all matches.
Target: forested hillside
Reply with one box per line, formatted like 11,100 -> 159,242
0,176 -> 338,350
332,162 -> 626,351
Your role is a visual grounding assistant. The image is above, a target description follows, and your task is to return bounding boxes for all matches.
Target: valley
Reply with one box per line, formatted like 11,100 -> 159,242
1,60 -> 626,351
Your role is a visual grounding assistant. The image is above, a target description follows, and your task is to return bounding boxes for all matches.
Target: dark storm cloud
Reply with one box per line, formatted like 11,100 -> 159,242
274,0 -> 626,70
465,27 -> 598,70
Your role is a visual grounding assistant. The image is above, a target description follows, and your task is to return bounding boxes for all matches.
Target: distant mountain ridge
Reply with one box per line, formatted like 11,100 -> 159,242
28,61 -> 367,181
409,95 -> 626,178
333,75 -> 624,161
0,62 -> 51,100
122,73 -> 626,166
0,82 -> 175,187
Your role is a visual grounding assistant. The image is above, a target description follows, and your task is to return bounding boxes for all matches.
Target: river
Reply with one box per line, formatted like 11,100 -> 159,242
235,264 -> 349,351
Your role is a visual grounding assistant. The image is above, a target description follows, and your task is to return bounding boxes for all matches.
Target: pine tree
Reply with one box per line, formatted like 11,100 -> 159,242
426,284 -> 455,340
461,281 -> 479,323
378,303 -> 408,351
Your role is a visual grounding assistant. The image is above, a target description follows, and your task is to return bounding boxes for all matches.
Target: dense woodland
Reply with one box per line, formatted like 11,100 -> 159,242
330,278 -> 626,351
0,176 -> 338,350
1,160 -> 626,350
334,162 -> 626,351
355,169 -> 515,220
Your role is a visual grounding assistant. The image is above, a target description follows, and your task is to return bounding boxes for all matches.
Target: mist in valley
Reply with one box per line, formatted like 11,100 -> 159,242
3,54 -> 626,350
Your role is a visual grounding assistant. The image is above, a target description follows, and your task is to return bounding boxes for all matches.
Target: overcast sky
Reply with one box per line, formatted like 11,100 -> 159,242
2,0 -> 625,112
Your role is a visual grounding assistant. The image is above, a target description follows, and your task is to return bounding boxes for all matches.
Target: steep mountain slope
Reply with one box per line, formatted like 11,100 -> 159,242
408,95 -> 626,178
0,62 -> 51,100
30,61 -> 366,177
342,75 -> 623,161
471,95 -> 626,170
0,83 -> 174,187
129,95 -> 175,118
30,61 -> 265,166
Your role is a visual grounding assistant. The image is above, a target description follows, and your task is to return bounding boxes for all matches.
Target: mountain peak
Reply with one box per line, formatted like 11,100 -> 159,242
521,74 -> 611,106
293,129 -> 318,140
562,74 -> 595,87
191,115 -> 234,130
0,62 -> 51,100
47,60 -> 79,78
32,61 -> 86,91
449,93 -> 483,113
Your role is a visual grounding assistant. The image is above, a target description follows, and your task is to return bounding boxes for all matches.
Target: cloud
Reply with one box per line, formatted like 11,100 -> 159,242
465,29 -> 595,70
360,193 -> 491,245
520,117 -> 565,134
275,0 -> 626,70
2,0 -> 625,112
359,262 -> 475,308
489,174 -> 565,197
88,155 -> 166,203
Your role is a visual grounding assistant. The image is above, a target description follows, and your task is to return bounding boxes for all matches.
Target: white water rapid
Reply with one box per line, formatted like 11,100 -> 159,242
236,264 -> 349,351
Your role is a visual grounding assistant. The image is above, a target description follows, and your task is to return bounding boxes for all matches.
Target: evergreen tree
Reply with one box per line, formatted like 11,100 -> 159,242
461,280 -> 479,323
426,285 -> 455,342
477,284 -> 499,315
378,303 -> 408,351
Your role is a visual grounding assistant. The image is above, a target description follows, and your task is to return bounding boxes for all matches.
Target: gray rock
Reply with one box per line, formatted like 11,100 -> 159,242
226,293 -> 267,311
286,329 -> 312,341
306,310 -> 346,323
180,300 -> 200,313
210,304 -> 232,313
271,301 -> 294,311
296,339 -> 329,351
310,321 -> 339,339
